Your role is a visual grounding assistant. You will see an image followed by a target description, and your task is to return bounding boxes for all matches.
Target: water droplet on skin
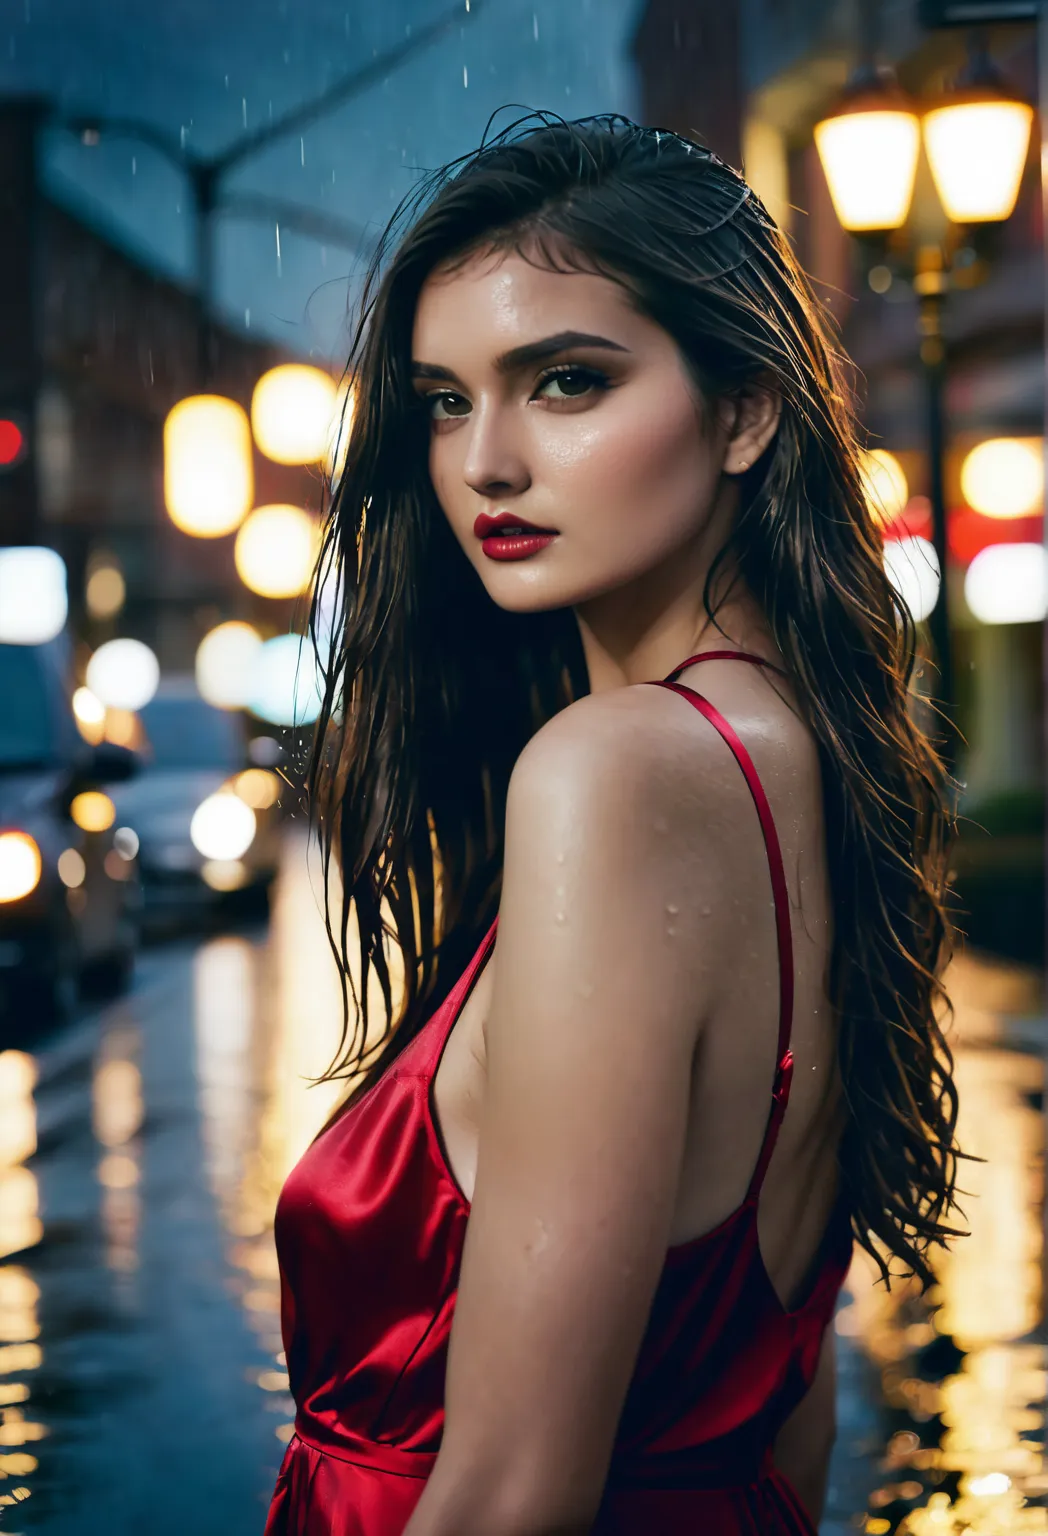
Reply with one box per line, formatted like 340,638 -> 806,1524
555,911 -> 566,924
653,817 -> 669,834
555,851 -> 565,864
667,926 -> 677,937
701,905 -> 712,916
665,902 -> 679,915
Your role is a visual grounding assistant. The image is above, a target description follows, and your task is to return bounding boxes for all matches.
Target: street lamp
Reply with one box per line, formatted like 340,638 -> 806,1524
814,29 -> 1034,773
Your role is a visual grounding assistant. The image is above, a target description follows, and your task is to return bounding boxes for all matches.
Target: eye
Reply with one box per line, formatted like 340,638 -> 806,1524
535,365 -> 609,402
428,391 -> 471,421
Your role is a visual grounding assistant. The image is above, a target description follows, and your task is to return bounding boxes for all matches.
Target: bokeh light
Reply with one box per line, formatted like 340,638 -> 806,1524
0,834 -> 42,903
164,395 -> 254,537
85,561 -> 126,621
72,686 -> 106,745
0,547 -> 68,645
964,542 -> 1048,625
960,438 -> 1044,519
70,792 -> 116,833
195,621 -> 264,709
234,505 -> 319,599
247,633 -> 324,727
251,365 -> 339,465
232,769 -> 281,810
190,792 -> 257,861
861,449 -> 909,525
883,534 -> 941,622
86,639 -> 160,711
57,849 -> 86,888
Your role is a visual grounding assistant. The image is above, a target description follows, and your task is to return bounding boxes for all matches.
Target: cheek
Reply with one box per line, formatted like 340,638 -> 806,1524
548,388 -> 716,531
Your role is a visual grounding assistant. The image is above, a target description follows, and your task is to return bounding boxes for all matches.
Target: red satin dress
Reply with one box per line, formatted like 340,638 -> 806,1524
264,650 -> 854,1535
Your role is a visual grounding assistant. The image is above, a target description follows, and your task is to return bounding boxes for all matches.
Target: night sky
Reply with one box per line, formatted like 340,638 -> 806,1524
3,0 -> 642,362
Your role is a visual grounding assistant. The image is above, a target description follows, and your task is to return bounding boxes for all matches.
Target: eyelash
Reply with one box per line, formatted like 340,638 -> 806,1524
425,363 -> 612,421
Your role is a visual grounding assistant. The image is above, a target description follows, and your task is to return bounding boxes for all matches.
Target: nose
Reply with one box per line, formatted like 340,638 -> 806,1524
462,400 -> 531,501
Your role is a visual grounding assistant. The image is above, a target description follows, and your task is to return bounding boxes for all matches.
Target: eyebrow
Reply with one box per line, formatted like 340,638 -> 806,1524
411,330 -> 630,387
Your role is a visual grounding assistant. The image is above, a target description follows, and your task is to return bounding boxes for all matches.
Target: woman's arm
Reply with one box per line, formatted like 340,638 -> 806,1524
402,690 -> 741,1536
772,1324 -> 838,1527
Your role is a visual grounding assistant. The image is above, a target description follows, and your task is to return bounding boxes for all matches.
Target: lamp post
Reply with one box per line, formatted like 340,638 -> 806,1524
814,26 -> 1034,776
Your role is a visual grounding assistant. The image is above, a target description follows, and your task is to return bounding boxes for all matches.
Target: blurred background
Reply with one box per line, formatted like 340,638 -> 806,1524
0,1 -> 1044,1532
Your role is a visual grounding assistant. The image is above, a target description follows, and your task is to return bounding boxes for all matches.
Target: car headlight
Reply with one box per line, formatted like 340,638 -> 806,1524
0,831 -> 43,902
189,792 -> 256,862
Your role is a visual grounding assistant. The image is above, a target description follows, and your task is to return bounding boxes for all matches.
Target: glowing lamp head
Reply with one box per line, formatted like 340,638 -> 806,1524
814,80 -> 921,232
923,77 -> 1033,226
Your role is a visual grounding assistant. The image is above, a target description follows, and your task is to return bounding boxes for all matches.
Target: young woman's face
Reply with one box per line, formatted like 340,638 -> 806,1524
411,247 -> 740,614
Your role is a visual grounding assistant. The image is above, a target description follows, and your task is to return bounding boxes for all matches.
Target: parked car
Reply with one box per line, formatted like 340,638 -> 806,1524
108,676 -> 284,929
0,636 -> 142,1029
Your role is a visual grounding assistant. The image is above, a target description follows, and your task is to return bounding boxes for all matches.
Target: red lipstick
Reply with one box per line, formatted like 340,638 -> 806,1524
474,511 -> 558,563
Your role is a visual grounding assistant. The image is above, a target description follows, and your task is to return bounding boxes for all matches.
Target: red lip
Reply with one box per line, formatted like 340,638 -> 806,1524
473,511 -> 557,538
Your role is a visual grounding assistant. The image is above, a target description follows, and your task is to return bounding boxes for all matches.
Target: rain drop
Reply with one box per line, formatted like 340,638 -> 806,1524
463,65 -> 468,88
244,309 -> 251,328
533,12 -> 539,38
242,98 -> 248,128
300,137 -> 305,167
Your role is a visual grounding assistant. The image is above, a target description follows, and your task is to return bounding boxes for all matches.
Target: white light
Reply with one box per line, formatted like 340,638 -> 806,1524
247,633 -> 324,727
967,1472 -> 1011,1497
113,826 -> 140,860
964,542 -> 1048,625
86,638 -> 160,711
0,546 -> 68,644
195,621 -> 264,709
190,791 -> 257,861
884,535 -> 941,622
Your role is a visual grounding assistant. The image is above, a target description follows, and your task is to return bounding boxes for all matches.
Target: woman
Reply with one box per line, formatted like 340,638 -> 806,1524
265,113 -> 965,1536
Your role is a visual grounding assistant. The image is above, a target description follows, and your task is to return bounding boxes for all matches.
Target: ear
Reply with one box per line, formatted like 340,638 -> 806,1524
717,375 -> 782,477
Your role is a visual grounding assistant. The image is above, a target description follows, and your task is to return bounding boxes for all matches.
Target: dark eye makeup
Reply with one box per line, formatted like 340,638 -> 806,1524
419,362 -> 613,422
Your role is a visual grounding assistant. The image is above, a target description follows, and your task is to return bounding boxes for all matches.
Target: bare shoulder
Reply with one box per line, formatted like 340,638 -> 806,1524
509,679 -> 757,832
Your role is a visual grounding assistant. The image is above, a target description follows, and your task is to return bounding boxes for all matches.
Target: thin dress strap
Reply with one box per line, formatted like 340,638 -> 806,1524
648,651 -> 795,1204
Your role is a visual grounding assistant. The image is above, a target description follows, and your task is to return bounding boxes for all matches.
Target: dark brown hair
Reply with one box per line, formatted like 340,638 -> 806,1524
303,111 -> 967,1289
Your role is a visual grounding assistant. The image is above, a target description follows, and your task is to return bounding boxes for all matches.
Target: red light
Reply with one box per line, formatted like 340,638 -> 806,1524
0,420 -> 24,466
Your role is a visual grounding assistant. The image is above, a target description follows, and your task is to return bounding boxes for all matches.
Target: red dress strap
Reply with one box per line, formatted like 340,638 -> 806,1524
648,651 -> 795,1204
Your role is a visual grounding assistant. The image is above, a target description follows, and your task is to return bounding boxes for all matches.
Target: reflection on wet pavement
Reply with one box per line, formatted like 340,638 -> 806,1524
823,951 -> 1047,1535
0,828 -> 1044,1533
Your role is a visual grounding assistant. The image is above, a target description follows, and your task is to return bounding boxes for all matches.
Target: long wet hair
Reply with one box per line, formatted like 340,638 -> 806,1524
303,111 -> 965,1290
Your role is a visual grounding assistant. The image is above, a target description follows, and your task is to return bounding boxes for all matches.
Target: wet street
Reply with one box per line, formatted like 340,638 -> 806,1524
0,829 -> 1044,1535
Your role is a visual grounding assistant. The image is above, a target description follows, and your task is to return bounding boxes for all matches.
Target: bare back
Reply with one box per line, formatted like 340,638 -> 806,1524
434,652 -> 845,1316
